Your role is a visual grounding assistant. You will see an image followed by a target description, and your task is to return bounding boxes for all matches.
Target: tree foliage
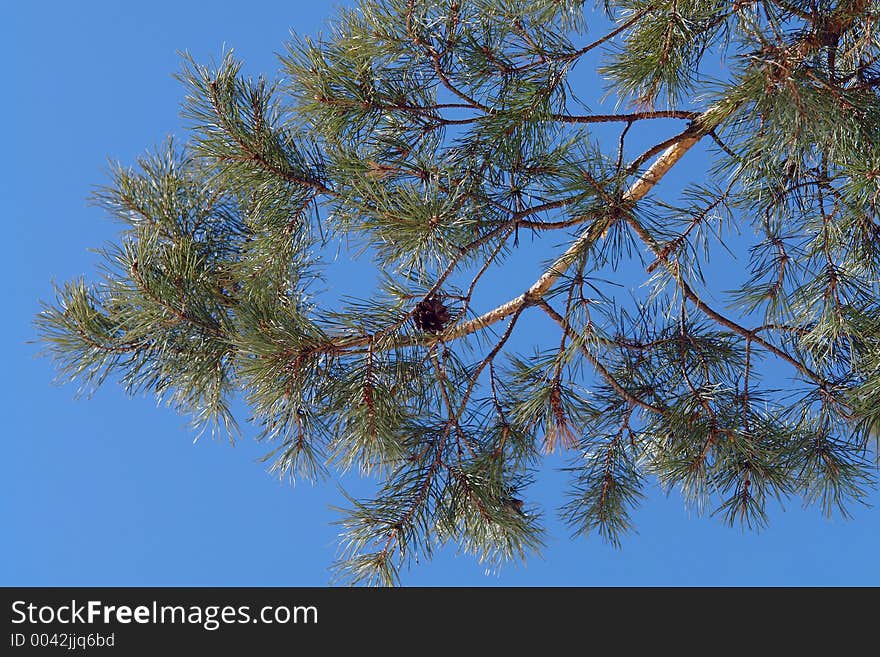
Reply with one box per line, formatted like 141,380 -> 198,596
37,0 -> 880,585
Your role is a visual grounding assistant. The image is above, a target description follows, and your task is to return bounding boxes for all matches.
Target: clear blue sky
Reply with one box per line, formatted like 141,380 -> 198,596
4,0 -> 878,586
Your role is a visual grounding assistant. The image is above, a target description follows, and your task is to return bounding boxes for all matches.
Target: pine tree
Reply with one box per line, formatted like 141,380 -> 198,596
36,0 -> 880,585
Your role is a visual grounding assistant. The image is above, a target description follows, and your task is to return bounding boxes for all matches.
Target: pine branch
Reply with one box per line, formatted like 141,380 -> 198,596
38,0 -> 880,585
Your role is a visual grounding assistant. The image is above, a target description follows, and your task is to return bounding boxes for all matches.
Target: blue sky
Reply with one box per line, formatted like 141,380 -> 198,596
4,1 -> 879,586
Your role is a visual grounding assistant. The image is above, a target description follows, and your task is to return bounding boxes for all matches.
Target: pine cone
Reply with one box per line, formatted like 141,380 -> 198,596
413,295 -> 450,334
